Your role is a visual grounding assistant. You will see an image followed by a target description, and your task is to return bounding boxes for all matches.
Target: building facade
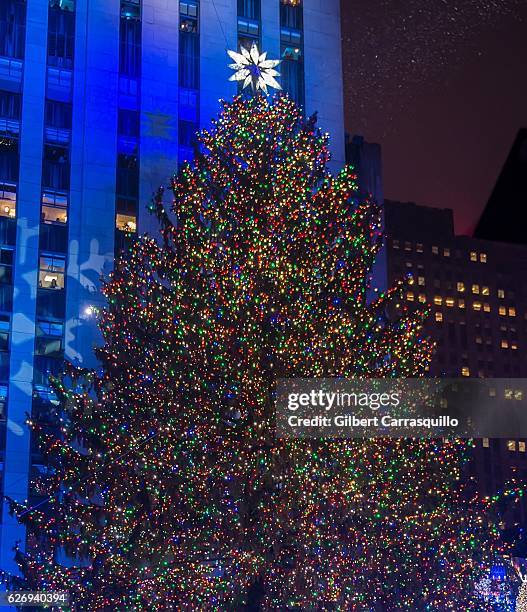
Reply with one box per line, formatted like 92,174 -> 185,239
0,0 -> 345,572
384,199 -> 527,534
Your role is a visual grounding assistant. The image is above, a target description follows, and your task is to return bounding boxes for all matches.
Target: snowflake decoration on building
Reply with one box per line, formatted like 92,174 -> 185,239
228,44 -> 282,95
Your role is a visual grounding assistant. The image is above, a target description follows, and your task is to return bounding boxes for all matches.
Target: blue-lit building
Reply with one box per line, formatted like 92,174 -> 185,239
0,0 -> 345,572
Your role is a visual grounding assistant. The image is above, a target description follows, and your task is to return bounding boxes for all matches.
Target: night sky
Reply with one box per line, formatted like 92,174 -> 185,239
341,0 -> 527,233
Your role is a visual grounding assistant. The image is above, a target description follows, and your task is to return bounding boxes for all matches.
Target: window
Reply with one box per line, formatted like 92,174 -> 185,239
417,276 -> 425,286
470,251 -> 477,262
418,294 -> 426,303
499,306 -> 506,316
0,383 -> 6,419
179,28 -> 199,89
0,183 -> 16,218
280,0 -> 302,29
404,241 -> 411,251
433,296 -> 442,306
118,109 -> 140,138
461,367 -> 470,377
480,253 -> 487,263
456,282 -> 465,292
35,320 -> 64,357
121,0 -> 140,20
0,138 -> 19,183
482,438 -> 490,448
42,145 -> 69,191
507,440 -> 517,452
471,284 -> 479,294
445,297 -> 454,308
180,0 -> 198,33
406,292 -> 414,302
116,212 -> 137,233
119,18 -> 141,78
392,239 -> 399,249
280,44 -> 304,105
238,0 -> 260,20
498,289 -> 505,299
483,303 -> 490,313
520,442 -> 526,453
509,307 -> 516,317
0,0 -> 26,59
443,248 -> 450,257
0,247 -> 13,285
501,340 -> 509,349
473,302 -> 482,311
39,254 -> 65,290
116,153 -> 139,200
178,120 -> 198,149
475,336 -> 482,344
45,100 -> 72,129
432,246 -> 439,255
458,299 -> 465,309
416,243 -> 423,253
48,5 -> 75,69
41,191 -> 67,224
435,312 -> 443,322
0,91 -> 21,120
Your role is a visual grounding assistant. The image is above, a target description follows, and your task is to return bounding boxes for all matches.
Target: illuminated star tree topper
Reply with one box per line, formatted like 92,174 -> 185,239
228,43 -> 281,94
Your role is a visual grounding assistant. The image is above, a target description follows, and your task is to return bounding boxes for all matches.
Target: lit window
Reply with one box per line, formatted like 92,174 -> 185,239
472,284 -> 480,294
511,343 -> 518,350
38,255 -> 65,290
470,252 -> 477,262
499,306 -> 506,316
458,299 -> 465,309
489,387 -> 496,397
456,282 -> 465,292
515,390 -> 524,401
498,289 -> 505,299
404,241 -> 411,251
0,185 -> 16,219
475,336 -> 482,344
434,296 -> 442,306
473,302 -> 482,312
480,253 -> 487,263
509,307 -> 516,317
432,246 -> 439,255
116,213 -> 137,233
507,440 -> 517,452
443,248 -> 450,257
406,292 -> 414,302
416,243 -> 423,253
482,438 -> 490,448
483,303 -> 490,313
41,192 -> 67,224
505,389 -> 513,400
501,340 -> 509,349
446,297 -> 454,308
435,312 -> 443,322
461,367 -> 470,377
418,276 -> 425,286
481,286 -> 489,296
392,239 -> 399,249
520,442 -> 526,453
418,294 -> 426,303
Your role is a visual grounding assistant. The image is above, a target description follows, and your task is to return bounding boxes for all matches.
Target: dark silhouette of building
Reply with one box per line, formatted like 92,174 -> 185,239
475,128 -> 527,245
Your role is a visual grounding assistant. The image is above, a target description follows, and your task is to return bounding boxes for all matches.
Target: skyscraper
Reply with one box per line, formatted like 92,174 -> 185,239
0,0 -> 345,571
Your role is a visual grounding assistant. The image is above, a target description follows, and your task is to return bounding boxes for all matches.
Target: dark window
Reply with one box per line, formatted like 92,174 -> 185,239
42,145 -> 70,191
36,289 -> 66,319
280,1 -> 302,30
0,91 -> 21,119
178,120 -> 197,149
280,52 -> 304,106
179,31 -> 199,89
47,6 -> 75,69
0,315 -> 10,352
0,139 -> 19,183
116,153 -> 139,199
238,0 -> 260,20
0,0 -> 26,59
45,100 -> 72,129
119,18 -> 141,78
33,354 -> 63,388
118,109 -> 139,138
39,223 -> 68,253
0,247 -> 13,285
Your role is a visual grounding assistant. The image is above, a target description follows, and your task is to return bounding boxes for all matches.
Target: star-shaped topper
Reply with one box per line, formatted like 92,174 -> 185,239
228,44 -> 282,95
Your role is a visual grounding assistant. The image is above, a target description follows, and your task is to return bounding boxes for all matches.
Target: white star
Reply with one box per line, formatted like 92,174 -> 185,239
228,43 -> 282,95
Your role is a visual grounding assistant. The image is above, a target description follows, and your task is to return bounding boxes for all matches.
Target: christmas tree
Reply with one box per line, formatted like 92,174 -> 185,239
7,94 -> 506,609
